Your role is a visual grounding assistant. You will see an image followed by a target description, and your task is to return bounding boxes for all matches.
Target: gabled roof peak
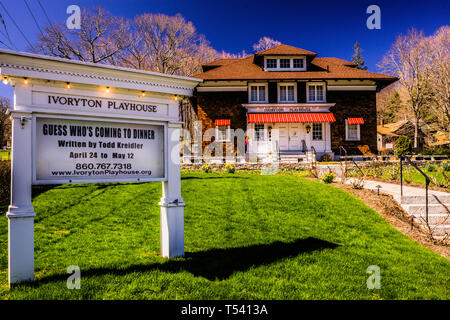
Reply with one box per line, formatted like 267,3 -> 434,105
255,44 -> 317,56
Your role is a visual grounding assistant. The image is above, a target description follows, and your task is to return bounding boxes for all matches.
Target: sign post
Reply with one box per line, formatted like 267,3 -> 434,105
0,49 -> 201,285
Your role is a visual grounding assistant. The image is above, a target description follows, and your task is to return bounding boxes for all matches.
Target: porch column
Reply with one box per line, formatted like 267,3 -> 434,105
8,112 -> 36,285
325,122 -> 332,152
159,122 -> 185,258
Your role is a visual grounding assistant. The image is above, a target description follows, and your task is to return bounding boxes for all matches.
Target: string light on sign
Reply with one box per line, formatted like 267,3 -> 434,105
24,77 -> 28,84
66,82 -> 71,89
141,91 -> 146,97
2,76 -> 8,85
106,86 -> 110,93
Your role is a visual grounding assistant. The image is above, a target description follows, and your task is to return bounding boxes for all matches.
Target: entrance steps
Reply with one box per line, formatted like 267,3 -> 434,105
393,194 -> 450,237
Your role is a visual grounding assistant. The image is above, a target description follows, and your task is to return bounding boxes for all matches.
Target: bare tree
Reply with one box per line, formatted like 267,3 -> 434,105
33,7 -> 132,64
0,97 -> 11,148
426,26 -> 450,137
378,29 -> 433,150
132,13 -> 217,76
252,37 -> 281,52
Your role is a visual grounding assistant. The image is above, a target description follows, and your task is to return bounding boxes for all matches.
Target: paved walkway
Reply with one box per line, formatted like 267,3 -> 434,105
345,179 -> 450,196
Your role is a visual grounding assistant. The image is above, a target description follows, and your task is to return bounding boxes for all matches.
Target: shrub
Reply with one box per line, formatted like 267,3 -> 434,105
321,154 -> 333,162
423,147 -> 450,156
441,161 -> 450,171
424,162 -> 437,172
321,172 -> 335,184
224,163 -> 235,173
357,145 -> 375,156
394,135 -> 411,156
0,160 -> 11,204
201,164 -> 212,173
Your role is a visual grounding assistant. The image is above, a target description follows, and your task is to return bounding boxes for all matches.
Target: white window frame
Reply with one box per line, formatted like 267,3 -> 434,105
248,83 -> 268,103
306,82 -> 326,103
345,120 -> 360,141
265,58 -> 278,69
312,123 -> 323,141
216,124 -> 231,142
264,56 -> 307,71
277,82 -> 297,103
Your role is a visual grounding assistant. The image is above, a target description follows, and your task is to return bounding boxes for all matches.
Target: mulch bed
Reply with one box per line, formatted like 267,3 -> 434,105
333,182 -> 450,260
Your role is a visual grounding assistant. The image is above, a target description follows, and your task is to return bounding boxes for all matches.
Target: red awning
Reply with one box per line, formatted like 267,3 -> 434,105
215,119 -> 230,126
248,113 -> 336,123
347,118 -> 364,125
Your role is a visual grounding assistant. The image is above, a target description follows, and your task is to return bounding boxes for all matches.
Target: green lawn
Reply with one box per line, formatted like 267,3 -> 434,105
0,172 -> 449,299
0,150 -> 10,161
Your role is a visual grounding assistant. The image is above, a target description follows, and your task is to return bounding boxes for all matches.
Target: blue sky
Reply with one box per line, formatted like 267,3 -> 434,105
0,0 -> 448,100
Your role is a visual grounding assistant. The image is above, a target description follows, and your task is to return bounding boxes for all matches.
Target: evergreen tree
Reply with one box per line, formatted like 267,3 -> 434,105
381,91 -> 402,123
351,41 -> 368,70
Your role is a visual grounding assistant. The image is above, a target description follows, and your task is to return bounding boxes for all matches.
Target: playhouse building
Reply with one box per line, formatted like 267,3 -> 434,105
193,44 -> 397,162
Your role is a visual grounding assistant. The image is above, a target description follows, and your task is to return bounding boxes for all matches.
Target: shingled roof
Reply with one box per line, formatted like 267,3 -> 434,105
254,44 -> 317,56
195,44 -> 397,86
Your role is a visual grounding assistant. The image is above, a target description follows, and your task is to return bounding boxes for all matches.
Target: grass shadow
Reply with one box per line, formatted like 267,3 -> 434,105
31,237 -> 338,286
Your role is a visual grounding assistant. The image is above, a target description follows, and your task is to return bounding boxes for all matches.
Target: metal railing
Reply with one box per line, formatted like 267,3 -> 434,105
339,146 -> 364,176
400,154 -> 431,224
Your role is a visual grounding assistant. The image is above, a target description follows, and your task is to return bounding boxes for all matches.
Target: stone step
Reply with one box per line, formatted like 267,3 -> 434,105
402,204 -> 450,215
394,194 -> 450,205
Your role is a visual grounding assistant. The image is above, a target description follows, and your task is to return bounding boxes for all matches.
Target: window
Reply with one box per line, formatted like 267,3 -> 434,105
216,125 -> 231,142
280,59 -> 290,68
278,83 -> 297,103
249,84 -> 267,103
307,83 -> 326,102
293,59 -> 304,68
266,59 -> 277,68
346,121 -> 360,141
312,123 -> 323,141
254,124 -> 265,141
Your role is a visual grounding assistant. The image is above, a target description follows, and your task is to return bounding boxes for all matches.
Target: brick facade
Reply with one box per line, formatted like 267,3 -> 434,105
328,91 -> 378,155
195,89 -> 378,156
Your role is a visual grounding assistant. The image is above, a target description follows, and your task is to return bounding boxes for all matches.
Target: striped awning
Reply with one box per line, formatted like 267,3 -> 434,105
347,118 -> 364,125
248,113 -> 336,123
215,119 -> 230,126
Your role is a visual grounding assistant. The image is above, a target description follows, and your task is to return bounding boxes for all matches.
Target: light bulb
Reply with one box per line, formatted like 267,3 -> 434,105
2,77 -> 8,85
141,91 -> 146,97
106,86 -> 110,93
66,82 -> 71,89
24,77 -> 28,84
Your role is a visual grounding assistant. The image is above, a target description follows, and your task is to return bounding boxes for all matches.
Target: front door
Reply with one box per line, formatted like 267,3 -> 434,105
277,123 -> 303,151
278,124 -> 289,150
288,124 -> 301,150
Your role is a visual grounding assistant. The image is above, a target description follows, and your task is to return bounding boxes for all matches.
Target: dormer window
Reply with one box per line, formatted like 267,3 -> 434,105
264,56 -> 306,71
266,59 -> 277,68
293,59 -> 304,69
280,59 -> 290,68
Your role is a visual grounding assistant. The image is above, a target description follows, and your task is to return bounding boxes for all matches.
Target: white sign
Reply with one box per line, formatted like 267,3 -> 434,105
35,117 -> 165,183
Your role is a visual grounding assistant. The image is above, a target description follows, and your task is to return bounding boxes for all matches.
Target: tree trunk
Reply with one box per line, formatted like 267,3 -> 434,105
414,117 -> 419,151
